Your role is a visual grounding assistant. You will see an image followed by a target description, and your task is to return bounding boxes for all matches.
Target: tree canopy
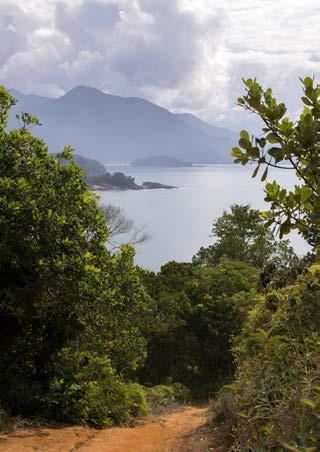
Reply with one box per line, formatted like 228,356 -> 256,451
0,86 -> 148,425
193,204 -> 296,268
139,259 -> 258,393
231,77 -> 320,247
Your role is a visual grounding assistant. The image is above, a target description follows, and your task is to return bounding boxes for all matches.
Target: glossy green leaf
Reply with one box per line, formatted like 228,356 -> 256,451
252,165 -> 260,178
261,167 -> 268,181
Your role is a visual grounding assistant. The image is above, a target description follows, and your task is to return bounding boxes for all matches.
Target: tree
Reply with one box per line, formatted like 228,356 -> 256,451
138,259 -> 258,393
210,76 -> 320,450
231,76 -> 320,247
0,86 -> 148,423
0,88 -> 107,370
193,204 -> 296,268
101,204 -> 150,250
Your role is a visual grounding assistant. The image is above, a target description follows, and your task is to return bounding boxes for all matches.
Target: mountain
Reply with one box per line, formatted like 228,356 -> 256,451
9,89 -> 50,110
8,86 -> 238,164
176,113 -> 239,140
131,155 -> 192,167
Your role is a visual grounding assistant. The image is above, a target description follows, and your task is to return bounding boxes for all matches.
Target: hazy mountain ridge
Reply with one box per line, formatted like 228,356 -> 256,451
131,155 -> 192,167
9,86 -> 237,164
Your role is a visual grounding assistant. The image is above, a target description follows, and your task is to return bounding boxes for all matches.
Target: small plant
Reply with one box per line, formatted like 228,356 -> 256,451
0,408 -> 23,434
147,384 -> 190,414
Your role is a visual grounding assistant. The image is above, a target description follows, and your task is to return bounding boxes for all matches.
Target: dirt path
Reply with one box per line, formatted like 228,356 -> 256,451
0,405 -> 209,452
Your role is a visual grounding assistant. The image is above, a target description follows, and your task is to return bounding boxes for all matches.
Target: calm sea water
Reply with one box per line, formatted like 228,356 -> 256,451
97,165 -> 309,270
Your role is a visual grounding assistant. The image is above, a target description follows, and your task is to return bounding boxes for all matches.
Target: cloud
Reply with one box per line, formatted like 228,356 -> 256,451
0,4 -> 37,66
0,0 -> 226,111
55,1 -> 121,49
0,0 -> 319,130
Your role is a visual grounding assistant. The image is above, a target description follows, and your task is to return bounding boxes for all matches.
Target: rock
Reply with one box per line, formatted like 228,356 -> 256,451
142,181 -> 177,190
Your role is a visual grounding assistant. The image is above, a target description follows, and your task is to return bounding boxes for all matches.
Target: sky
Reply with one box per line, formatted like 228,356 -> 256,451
1,0 -> 319,130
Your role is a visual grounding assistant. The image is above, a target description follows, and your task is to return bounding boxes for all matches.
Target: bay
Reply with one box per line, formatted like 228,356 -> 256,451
97,165 -> 309,270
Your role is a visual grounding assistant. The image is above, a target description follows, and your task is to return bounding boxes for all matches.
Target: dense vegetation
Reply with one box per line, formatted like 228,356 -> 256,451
211,76 -> 320,450
0,87 -> 149,426
138,258 -> 259,395
1,76 -> 320,452
1,85 -> 241,428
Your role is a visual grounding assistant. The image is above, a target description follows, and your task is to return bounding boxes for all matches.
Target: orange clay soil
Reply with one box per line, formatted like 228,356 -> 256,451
0,405 -> 209,452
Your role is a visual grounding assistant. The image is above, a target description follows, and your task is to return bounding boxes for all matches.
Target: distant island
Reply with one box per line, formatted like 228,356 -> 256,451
131,155 -> 192,167
86,172 -> 176,191
53,153 -> 106,177
55,154 -> 176,190
73,154 -> 106,176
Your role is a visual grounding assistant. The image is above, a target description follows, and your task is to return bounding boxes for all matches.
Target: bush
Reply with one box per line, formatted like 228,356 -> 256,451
124,383 -> 150,418
212,264 -> 320,450
0,408 -> 22,434
2,350 -> 150,428
43,350 -> 151,427
147,384 -> 190,413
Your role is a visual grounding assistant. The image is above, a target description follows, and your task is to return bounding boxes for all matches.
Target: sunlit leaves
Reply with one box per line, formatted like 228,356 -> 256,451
0,85 -> 149,413
0,86 -> 16,131
233,76 -> 320,245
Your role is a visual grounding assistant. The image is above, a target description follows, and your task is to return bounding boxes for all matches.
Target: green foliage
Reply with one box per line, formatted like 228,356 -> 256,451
41,350 -> 128,427
3,349 -> 149,427
0,85 -> 148,425
146,384 -> 190,413
213,267 -> 320,450
43,350 -> 149,426
4,77 -> 318,442
210,75 -> 320,450
0,92 -> 108,371
0,86 -> 16,130
139,259 -> 259,394
232,76 -> 320,245
124,383 -> 150,418
80,245 -> 148,377
193,204 -> 296,268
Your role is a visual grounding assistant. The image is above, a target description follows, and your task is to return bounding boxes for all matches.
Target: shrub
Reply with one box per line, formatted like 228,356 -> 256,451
43,350 -> 152,426
212,265 -> 320,450
0,408 -> 22,434
2,350 -> 150,428
124,383 -> 150,418
147,384 -> 190,413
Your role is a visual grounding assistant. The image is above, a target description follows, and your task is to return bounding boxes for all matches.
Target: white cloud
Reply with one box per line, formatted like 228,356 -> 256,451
0,0 -> 319,130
